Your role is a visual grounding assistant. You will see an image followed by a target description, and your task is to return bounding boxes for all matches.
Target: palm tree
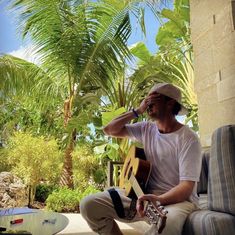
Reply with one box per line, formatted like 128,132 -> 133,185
2,0 -> 133,188
1,0 -> 164,188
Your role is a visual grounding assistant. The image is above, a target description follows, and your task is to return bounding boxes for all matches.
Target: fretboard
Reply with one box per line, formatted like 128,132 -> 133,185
129,174 -> 144,197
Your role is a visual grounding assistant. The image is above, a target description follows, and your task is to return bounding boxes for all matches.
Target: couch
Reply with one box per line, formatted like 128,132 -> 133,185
182,124 -> 235,235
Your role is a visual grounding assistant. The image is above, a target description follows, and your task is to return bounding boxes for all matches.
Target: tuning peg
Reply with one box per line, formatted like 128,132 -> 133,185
146,211 -> 151,217
152,208 -> 157,213
162,209 -> 168,215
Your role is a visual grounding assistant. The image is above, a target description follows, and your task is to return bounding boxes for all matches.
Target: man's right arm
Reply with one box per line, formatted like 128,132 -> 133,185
103,98 -> 149,138
103,110 -> 139,138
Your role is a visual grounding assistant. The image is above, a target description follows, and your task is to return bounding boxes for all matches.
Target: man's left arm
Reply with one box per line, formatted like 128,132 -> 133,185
137,137 -> 202,216
157,180 -> 195,205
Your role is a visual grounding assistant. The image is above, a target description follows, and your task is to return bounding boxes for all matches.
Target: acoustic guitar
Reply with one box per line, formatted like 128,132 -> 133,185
119,145 -> 167,234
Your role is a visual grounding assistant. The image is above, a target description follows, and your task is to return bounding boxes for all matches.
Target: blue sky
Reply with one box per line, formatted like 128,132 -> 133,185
0,2 -> 170,56
0,1 -> 23,54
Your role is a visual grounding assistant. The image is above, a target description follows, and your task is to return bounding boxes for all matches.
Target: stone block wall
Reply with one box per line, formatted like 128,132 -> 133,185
190,0 -> 235,146
0,172 -> 28,208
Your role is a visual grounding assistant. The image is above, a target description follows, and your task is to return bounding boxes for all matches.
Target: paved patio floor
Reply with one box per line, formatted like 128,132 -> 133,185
57,213 -> 142,235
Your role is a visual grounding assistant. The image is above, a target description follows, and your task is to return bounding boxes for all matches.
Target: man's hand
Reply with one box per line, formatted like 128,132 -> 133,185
136,98 -> 149,115
136,93 -> 162,115
136,194 -> 160,217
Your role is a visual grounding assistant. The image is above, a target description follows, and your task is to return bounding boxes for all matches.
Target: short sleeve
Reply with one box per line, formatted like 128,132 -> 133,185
179,138 -> 202,182
125,122 -> 147,143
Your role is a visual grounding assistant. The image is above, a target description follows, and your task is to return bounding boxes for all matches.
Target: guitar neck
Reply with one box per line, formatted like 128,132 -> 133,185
129,174 -> 149,210
126,160 -> 167,234
129,174 -> 145,198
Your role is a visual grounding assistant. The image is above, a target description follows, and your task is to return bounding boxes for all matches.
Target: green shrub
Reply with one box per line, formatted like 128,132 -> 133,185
93,168 -> 107,185
79,185 -> 100,200
0,148 -> 11,172
72,143 -> 106,190
35,184 -> 58,202
6,132 -> 63,186
46,186 -> 100,213
46,187 -> 80,213
5,131 -> 63,204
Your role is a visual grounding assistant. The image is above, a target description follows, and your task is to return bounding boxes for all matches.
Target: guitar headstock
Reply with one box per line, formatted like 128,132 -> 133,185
144,201 -> 168,234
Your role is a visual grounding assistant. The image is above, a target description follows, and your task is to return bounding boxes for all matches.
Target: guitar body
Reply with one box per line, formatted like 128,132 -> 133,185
119,146 -> 168,234
119,146 -> 151,198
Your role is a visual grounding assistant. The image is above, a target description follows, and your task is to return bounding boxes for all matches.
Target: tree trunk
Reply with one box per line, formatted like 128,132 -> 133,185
59,128 -> 76,189
28,185 -> 36,207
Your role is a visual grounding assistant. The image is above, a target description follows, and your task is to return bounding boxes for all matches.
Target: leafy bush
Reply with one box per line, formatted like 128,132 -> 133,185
35,184 -> 59,203
79,185 -> 100,200
5,131 -> 63,204
0,148 -> 11,172
72,143 -> 106,190
46,187 -> 80,212
46,186 -> 100,212
93,168 -> 106,185
6,132 -> 63,186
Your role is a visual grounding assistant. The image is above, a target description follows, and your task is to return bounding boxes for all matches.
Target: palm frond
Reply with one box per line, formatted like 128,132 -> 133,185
0,54 -> 64,109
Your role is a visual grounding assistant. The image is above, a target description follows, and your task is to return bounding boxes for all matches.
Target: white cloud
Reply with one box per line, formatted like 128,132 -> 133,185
9,44 -> 42,65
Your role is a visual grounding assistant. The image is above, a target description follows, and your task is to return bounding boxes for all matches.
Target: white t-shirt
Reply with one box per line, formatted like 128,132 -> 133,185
125,121 -> 202,205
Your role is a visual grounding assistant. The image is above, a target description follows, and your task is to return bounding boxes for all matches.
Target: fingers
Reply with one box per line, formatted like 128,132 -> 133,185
138,93 -> 161,114
136,199 -> 145,217
136,194 -> 159,217
146,94 -> 161,106
137,98 -> 149,114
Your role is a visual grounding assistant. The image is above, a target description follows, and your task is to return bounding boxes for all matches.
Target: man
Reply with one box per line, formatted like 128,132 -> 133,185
80,83 -> 202,235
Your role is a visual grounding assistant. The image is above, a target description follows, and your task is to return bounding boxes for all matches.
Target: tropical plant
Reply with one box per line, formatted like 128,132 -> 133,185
93,66 -> 154,186
46,187 -> 81,212
1,0 -> 134,188
1,0 -> 166,188
156,0 -> 198,129
0,149 -> 11,172
5,132 -> 63,205
35,184 -> 59,203
0,54 -> 66,148
46,185 -> 100,212
72,142 -> 106,190
86,1 -> 166,185
129,0 -> 199,130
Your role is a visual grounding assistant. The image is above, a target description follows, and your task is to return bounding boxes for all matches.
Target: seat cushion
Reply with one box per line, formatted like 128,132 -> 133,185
198,193 -> 208,210
208,125 -> 235,215
183,210 -> 235,235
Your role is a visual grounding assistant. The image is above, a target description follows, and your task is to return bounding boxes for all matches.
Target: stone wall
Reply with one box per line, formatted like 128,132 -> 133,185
0,172 -> 28,208
190,0 -> 235,147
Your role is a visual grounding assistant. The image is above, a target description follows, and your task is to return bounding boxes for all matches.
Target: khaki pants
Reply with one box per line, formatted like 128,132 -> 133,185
80,188 -> 198,235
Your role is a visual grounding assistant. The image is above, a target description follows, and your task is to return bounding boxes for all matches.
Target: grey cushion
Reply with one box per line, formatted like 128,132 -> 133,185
183,210 -> 235,235
198,194 -> 208,210
208,125 -> 235,215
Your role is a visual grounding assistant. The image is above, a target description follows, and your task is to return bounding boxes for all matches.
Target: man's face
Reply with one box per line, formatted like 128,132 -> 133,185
146,92 -> 168,120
